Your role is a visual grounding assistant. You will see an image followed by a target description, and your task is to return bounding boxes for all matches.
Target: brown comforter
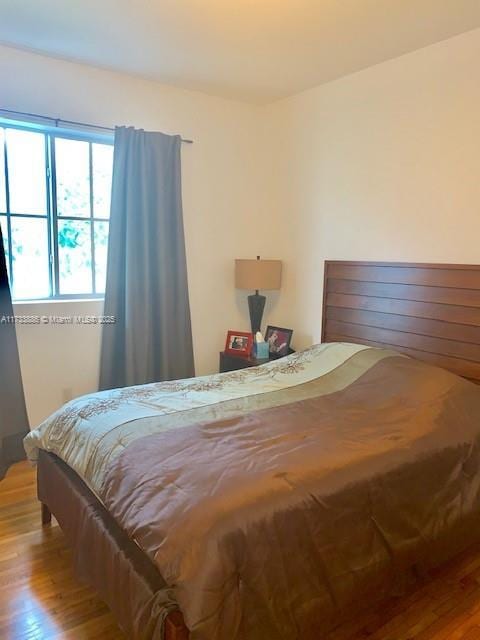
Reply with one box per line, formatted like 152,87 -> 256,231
99,352 -> 480,639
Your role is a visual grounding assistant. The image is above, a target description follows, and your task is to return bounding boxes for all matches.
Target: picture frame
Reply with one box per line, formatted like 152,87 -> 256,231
265,325 -> 293,358
225,330 -> 254,358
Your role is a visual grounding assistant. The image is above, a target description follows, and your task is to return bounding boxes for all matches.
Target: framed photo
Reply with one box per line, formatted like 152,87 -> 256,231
265,325 -> 293,358
225,330 -> 253,358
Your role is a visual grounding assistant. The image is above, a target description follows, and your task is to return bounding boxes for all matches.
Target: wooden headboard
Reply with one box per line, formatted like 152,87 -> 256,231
322,261 -> 480,383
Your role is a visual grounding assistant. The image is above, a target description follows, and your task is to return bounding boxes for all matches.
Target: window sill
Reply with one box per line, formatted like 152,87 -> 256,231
13,298 -> 104,306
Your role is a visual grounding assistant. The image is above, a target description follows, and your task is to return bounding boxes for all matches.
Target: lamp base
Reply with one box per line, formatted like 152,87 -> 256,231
248,293 -> 266,335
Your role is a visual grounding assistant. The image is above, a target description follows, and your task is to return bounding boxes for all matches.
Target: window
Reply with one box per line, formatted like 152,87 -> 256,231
0,120 -> 113,300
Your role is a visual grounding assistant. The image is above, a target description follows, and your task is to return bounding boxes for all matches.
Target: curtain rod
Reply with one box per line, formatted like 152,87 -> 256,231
0,107 -> 194,144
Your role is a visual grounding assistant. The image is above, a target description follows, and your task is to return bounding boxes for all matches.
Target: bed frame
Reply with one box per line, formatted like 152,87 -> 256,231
38,449 -> 188,640
39,260 -> 480,639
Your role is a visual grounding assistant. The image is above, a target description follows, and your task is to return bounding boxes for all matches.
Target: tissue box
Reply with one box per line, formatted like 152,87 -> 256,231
254,341 -> 269,360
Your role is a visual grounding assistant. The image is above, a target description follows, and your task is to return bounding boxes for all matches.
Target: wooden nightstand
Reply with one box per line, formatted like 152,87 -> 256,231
219,349 -> 294,373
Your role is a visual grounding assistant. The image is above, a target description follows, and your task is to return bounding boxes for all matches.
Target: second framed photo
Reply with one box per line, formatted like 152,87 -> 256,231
265,325 -> 293,358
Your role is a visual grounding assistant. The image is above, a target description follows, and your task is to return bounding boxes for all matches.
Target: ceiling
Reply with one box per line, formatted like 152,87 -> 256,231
1,0 -> 479,103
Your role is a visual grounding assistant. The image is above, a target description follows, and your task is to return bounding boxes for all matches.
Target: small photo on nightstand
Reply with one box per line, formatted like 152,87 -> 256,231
265,326 -> 293,358
224,330 -> 253,358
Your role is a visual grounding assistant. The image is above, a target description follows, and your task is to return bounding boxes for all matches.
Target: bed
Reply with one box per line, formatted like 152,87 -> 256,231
25,261 -> 480,640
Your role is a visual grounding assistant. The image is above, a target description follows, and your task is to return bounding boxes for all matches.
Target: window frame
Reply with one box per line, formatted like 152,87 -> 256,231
0,117 -> 113,302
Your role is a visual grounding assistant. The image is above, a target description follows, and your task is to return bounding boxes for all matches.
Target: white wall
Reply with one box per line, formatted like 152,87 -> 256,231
13,299 -> 103,424
263,27 -> 480,350
0,45 -> 278,425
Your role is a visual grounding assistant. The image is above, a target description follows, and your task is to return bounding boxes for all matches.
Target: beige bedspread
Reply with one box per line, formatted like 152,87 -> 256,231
24,344 -> 480,639
24,342 -> 370,495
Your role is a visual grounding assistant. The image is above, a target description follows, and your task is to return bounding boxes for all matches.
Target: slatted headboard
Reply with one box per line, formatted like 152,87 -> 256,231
321,261 -> 480,383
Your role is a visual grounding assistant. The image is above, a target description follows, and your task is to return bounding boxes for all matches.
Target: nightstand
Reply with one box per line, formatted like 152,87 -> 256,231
219,349 -> 294,373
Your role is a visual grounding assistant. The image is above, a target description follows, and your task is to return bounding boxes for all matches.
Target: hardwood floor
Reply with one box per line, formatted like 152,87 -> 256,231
3,461 -> 480,640
0,461 -> 124,640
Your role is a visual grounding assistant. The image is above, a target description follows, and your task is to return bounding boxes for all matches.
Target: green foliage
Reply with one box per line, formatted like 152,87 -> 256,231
58,221 -> 82,249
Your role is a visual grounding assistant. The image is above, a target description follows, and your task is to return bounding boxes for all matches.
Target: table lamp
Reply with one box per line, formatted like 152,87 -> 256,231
235,256 -> 282,334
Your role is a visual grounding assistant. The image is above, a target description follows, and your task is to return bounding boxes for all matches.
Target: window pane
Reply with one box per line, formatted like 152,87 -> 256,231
0,129 -> 6,213
92,143 -> 113,218
6,129 -> 47,215
0,215 -> 10,283
94,221 -> 109,294
58,219 -> 92,294
56,138 -> 90,218
11,217 -> 50,299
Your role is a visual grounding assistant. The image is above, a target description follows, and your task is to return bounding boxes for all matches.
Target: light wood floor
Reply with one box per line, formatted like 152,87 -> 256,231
0,461 -> 124,639
3,461 -> 480,640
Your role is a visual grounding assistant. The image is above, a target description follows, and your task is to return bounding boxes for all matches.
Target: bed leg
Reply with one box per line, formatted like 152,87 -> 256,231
165,611 -> 189,640
41,502 -> 52,526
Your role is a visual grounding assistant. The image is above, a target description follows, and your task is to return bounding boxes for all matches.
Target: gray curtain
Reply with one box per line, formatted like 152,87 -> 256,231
0,225 -> 29,479
99,126 -> 195,391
